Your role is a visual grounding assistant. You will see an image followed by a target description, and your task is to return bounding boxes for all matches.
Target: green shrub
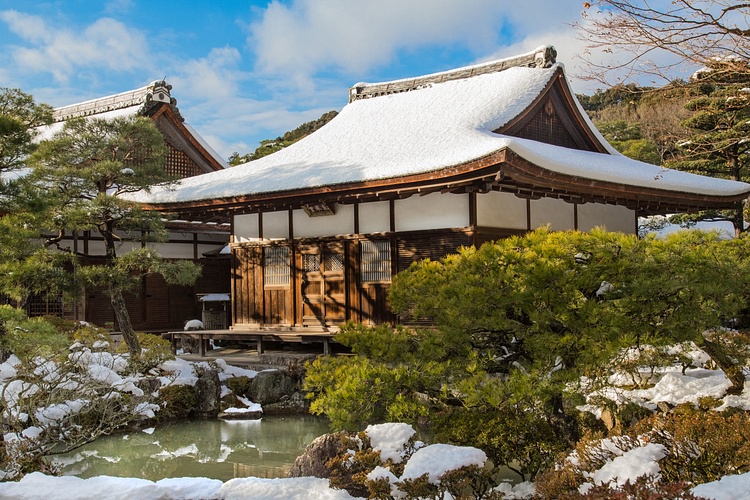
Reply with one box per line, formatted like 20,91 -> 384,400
116,332 -> 174,373
1,314 -> 69,362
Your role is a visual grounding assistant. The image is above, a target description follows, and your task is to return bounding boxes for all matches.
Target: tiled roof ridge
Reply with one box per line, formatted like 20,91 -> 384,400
348,45 -> 557,102
52,80 -> 175,122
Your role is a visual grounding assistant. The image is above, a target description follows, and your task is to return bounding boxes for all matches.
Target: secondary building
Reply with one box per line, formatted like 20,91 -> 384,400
30,81 -> 231,330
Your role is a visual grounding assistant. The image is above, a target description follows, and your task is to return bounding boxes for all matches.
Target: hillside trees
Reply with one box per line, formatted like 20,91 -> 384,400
228,110 -> 338,165
305,229 -> 750,479
26,116 -> 201,357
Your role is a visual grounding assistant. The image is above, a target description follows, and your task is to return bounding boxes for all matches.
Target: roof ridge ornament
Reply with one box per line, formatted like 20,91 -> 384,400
51,80 -> 175,122
349,45 -> 557,103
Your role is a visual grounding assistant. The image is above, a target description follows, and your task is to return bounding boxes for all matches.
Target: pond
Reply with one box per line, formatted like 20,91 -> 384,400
53,416 -> 331,482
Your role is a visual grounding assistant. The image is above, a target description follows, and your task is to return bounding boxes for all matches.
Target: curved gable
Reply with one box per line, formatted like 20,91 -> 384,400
497,68 -> 609,153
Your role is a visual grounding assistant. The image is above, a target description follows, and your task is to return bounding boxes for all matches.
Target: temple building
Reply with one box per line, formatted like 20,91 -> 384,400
126,46 -> 750,329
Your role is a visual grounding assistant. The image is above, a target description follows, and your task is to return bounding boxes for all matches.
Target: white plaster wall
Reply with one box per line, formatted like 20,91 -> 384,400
578,203 -> 636,234
148,242 -> 194,259
293,203 -> 355,238
359,200 -> 391,234
263,210 -> 290,239
167,232 -> 193,242
200,233 -> 230,244
86,240 -> 107,256
530,198 -> 575,230
476,191 -> 528,230
233,213 -> 260,242
394,193 -> 469,232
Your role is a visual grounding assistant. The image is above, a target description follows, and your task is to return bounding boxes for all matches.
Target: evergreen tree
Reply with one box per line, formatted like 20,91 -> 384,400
228,110 -> 338,164
305,229 -> 750,479
666,61 -> 750,235
0,88 -> 52,194
28,115 -> 201,358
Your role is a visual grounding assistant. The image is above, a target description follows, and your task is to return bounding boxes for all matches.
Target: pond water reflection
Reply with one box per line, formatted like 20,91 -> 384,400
53,416 -> 330,482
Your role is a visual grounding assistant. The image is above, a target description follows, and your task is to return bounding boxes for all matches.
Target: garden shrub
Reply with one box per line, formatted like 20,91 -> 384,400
537,405 -> 750,497
636,405 -> 750,485
72,322 -> 112,350
396,465 -> 502,500
568,477 -> 706,499
116,332 -> 174,373
306,228 -> 750,485
323,428 -> 501,499
0,311 -> 69,362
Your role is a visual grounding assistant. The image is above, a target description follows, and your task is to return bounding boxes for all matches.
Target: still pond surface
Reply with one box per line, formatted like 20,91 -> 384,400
53,416 -> 330,482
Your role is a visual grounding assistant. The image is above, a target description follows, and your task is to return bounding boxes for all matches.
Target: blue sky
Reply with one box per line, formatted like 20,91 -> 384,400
0,0 -> 598,160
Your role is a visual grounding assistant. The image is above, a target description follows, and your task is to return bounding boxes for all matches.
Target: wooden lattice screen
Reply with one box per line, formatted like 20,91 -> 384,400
513,99 -> 580,150
166,144 -> 204,178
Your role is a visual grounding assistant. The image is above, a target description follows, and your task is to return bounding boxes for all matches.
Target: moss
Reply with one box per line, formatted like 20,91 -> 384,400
226,375 -> 253,398
157,385 -> 196,420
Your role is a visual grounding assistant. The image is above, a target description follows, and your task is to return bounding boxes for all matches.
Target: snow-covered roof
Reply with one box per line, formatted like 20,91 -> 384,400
130,46 -> 750,207
35,81 -> 229,170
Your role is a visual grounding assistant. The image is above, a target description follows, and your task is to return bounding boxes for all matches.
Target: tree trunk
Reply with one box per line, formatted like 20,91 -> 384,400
110,286 -> 141,357
102,217 -> 141,358
701,337 -> 745,395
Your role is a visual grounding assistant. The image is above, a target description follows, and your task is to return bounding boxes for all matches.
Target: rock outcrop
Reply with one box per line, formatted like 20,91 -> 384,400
288,431 -> 349,478
194,367 -> 221,417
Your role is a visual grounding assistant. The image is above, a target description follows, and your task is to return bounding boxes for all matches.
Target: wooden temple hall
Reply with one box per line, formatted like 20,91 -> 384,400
128,44 -> 750,335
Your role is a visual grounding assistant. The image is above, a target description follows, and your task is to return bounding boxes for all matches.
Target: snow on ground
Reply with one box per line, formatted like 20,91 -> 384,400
0,472 -> 358,500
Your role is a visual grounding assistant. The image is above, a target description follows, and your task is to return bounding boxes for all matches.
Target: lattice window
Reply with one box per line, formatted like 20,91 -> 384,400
26,291 -> 64,318
264,246 -> 290,287
303,253 -> 321,273
165,144 -> 204,178
325,252 -> 344,273
361,240 -> 391,283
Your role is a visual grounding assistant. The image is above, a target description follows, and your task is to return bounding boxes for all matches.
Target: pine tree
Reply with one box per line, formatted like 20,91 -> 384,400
28,115 -> 201,358
0,88 -> 52,192
666,61 -> 750,235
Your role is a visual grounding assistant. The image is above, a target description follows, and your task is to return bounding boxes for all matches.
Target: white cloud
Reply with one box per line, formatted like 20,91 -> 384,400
248,0 -> 509,81
0,11 -> 150,83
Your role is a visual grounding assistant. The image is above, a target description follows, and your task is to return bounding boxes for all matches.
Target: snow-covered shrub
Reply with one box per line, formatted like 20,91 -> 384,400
635,405 -> 750,485
0,312 -> 159,480
536,405 -> 750,498
323,423 -> 500,499
71,321 -> 112,350
325,423 -> 422,497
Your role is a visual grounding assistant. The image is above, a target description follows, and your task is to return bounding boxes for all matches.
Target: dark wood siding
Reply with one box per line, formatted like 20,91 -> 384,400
396,231 -> 472,272
82,257 -> 229,331
233,246 -> 263,326
230,230 -> 473,329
